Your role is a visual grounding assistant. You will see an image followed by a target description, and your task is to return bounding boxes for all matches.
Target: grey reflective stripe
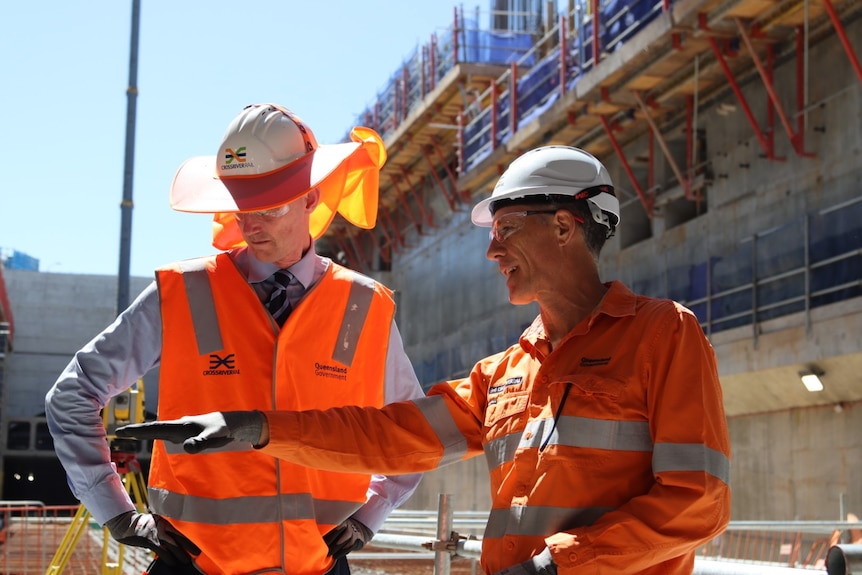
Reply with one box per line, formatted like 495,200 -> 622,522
484,433 -> 519,471
331,272 -> 375,367
484,415 -> 653,470
148,487 -> 309,525
178,260 -> 223,355
653,442 -> 731,485
149,487 -> 362,526
551,416 -> 652,451
412,396 -> 468,466
163,440 -> 252,455
484,505 -> 613,539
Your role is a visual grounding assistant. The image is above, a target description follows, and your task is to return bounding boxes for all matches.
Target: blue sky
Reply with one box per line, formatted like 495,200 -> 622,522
1,1 -> 464,277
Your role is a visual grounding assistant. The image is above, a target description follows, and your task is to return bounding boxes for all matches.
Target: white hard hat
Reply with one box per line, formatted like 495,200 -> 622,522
168,103 -> 389,246
471,146 -> 620,237
170,103 -> 366,213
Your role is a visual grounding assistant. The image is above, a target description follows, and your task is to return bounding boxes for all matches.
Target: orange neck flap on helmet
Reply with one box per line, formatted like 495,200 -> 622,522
211,126 -> 386,250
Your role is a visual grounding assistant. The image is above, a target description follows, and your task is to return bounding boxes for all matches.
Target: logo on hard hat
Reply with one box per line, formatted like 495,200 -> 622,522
574,185 -> 615,200
224,147 -> 247,164
222,147 -> 255,171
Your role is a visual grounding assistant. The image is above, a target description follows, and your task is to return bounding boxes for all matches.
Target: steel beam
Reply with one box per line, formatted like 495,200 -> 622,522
599,115 -> 653,216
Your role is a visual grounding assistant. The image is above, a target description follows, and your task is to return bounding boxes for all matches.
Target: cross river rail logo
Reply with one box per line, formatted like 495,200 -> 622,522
204,353 -> 240,376
222,147 -> 252,170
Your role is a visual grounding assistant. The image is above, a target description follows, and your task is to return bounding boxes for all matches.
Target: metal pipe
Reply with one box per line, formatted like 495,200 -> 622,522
821,0 -> 862,85
365,533 -> 820,573
693,559 -> 817,575
733,18 -> 800,154
435,493 -> 453,575
116,0 -> 140,314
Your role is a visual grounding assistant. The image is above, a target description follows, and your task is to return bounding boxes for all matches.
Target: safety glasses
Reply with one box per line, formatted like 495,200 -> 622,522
488,210 -> 559,243
234,203 -> 291,221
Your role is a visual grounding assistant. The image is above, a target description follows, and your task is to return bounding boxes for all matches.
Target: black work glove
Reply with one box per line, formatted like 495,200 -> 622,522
323,518 -> 373,561
104,510 -> 200,566
493,547 -> 557,575
116,411 -> 264,454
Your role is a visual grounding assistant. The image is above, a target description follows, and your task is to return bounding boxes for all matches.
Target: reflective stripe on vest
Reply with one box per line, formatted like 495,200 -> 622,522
178,262 -> 375,366
482,444 -> 730,540
484,415 -> 652,470
483,415 -> 729,484
653,442 -> 731,484
149,487 -> 363,527
411,396 -> 468,466
331,272 -> 375,367
178,260 -> 222,355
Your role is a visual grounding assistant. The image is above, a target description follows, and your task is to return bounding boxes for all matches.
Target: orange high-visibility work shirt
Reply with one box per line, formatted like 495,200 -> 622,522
152,253 -> 394,575
263,281 -> 731,574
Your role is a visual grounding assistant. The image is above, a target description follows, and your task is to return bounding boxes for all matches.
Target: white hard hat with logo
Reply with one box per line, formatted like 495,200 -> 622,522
471,146 -> 620,238
168,103 -> 388,246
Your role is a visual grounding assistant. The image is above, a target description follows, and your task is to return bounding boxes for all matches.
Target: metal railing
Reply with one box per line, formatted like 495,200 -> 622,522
4,495 -> 861,574
664,195 -> 862,338
354,496 -> 862,574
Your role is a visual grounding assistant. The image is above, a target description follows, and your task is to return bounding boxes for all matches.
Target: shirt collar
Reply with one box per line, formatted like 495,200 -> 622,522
520,280 -> 638,352
234,243 -> 318,290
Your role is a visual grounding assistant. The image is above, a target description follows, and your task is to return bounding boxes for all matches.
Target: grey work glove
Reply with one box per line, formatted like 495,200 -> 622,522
323,517 -> 373,561
115,411 -> 264,454
493,547 -> 558,575
104,510 -> 200,566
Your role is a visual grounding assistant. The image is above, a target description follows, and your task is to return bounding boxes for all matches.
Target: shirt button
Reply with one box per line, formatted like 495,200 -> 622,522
569,553 -> 578,562
516,484 -> 527,496
506,540 -> 516,550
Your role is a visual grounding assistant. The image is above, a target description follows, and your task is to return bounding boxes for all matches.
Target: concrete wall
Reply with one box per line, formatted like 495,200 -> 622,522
729,401 -> 862,521
3,270 -> 156,418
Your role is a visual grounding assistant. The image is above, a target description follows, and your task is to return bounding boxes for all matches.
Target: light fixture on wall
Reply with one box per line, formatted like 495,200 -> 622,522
798,367 -> 825,392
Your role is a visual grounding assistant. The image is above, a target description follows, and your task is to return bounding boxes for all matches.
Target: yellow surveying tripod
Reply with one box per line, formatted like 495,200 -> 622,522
46,381 -> 153,575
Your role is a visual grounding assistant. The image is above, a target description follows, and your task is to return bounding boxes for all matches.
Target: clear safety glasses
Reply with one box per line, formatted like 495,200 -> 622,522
234,203 -> 291,221
488,210 -> 558,243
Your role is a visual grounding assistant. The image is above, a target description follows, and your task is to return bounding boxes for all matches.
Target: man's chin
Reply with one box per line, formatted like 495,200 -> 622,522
247,243 -> 275,261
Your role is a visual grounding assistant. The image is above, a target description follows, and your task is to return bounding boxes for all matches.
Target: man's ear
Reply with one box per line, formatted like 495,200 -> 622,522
555,210 -> 579,245
304,188 -> 322,212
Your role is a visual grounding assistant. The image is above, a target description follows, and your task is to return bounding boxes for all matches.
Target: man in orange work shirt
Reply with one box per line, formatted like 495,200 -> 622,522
119,146 -> 732,574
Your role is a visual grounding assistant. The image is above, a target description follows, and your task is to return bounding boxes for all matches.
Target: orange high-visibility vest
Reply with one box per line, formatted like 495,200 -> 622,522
150,252 -> 393,575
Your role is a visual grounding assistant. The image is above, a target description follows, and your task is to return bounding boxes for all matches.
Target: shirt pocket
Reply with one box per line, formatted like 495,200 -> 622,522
484,391 -> 529,428
560,374 -> 627,419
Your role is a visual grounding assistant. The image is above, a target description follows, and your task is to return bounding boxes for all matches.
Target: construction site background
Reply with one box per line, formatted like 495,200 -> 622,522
1,0 -> 861,571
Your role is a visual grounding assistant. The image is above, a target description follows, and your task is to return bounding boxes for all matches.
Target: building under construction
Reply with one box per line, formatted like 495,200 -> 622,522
0,0 -> 861,569
312,0 -> 862,523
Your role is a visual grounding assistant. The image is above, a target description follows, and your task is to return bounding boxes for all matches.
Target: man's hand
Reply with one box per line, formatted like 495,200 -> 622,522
323,518 -> 373,560
493,547 -> 557,575
115,411 -> 264,454
104,511 -> 200,566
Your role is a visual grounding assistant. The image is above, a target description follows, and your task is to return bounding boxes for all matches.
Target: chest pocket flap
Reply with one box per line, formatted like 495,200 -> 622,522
484,391 -> 529,427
